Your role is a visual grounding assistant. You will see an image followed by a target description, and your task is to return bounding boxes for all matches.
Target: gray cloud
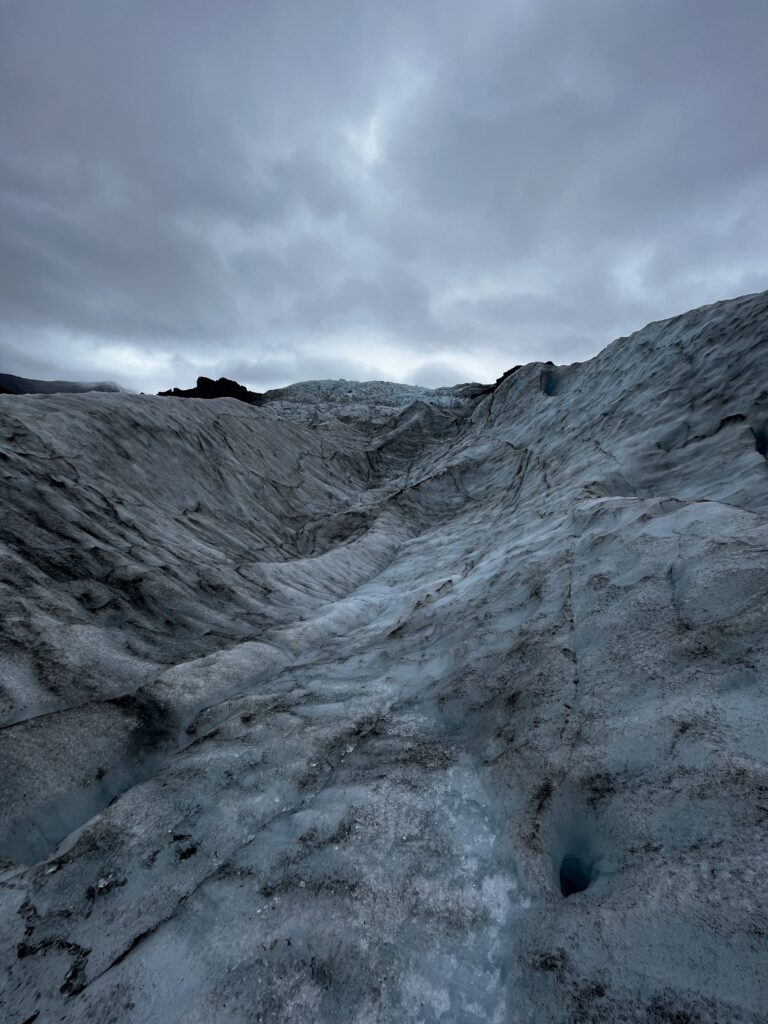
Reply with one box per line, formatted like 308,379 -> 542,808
1,0 -> 766,392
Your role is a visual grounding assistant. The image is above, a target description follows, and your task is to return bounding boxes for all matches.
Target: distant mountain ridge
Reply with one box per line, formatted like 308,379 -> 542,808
0,373 -> 121,396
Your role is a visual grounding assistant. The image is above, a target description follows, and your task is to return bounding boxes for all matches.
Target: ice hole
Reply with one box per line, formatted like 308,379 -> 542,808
559,853 -> 593,897
541,370 -> 558,397
754,418 -> 768,458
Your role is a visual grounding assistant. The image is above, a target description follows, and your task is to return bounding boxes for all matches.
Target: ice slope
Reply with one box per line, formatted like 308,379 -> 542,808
0,290 -> 766,1023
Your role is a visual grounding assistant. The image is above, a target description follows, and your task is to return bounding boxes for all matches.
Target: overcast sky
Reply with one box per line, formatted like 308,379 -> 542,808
1,0 -> 767,393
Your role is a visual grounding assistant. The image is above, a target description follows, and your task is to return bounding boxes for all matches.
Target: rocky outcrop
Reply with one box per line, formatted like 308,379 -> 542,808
0,291 -> 767,1023
158,375 -> 263,404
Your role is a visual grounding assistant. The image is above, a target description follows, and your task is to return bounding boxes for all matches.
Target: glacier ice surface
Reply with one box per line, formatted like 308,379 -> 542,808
0,291 -> 767,1022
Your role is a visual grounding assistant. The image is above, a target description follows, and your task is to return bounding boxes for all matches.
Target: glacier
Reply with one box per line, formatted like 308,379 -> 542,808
0,290 -> 766,1023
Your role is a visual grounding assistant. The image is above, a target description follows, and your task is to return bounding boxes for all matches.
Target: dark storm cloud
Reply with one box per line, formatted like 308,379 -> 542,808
0,0 -> 766,391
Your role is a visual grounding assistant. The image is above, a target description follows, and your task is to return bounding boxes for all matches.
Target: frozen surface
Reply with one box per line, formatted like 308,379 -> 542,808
0,291 -> 767,1022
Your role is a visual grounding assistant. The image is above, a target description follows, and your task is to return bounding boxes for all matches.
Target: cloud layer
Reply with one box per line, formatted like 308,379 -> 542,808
1,0 -> 767,392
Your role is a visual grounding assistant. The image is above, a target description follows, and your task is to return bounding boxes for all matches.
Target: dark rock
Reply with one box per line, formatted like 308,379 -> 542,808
157,376 -> 263,405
